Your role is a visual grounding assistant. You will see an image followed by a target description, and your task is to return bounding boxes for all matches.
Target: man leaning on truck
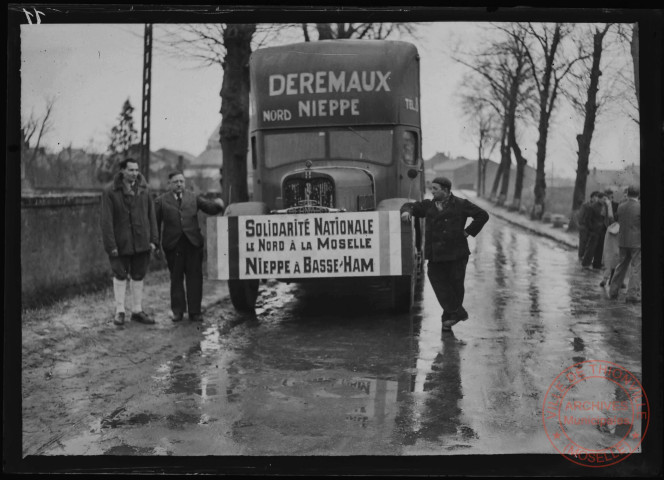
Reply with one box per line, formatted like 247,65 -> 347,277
155,171 -> 225,323
401,177 -> 489,331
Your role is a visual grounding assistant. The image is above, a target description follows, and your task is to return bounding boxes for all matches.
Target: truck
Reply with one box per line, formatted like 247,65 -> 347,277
208,39 -> 426,312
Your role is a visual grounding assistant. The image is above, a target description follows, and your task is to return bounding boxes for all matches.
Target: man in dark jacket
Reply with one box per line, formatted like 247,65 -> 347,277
155,171 -> 225,322
101,158 -> 159,326
401,177 -> 489,331
576,192 -> 598,262
581,191 -> 606,269
609,185 -> 641,302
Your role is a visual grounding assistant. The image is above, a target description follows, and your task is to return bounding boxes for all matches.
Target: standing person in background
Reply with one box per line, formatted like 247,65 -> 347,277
400,177 -> 489,332
155,171 -> 225,323
581,191 -> 605,269
592,190 -> 612,270
100,158 -> 159,326
604,188 -> 620,222
599,189 -> 620,287
609,186 -> 641,303
576,192 -> 597,262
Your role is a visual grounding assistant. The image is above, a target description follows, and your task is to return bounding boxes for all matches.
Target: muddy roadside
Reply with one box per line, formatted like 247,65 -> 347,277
21,269 -> 233,456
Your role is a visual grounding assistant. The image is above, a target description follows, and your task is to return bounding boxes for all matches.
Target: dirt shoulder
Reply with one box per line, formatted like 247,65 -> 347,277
21,269 -> 230,456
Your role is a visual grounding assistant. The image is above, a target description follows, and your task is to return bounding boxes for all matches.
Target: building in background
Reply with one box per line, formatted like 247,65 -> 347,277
188,123 -> 223,194
150,148 -> 196,191
191,121 -> 254,197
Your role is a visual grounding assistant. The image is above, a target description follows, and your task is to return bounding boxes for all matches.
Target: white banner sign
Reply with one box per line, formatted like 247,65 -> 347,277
208,211 -> 404,280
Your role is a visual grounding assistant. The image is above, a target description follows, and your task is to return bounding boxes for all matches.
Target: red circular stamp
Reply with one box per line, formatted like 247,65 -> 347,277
542,360 -> 649,468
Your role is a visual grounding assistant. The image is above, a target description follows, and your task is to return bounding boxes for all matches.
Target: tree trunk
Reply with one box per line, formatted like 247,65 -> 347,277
481,159 -> 488,197
220,24 -> 256,206
506,85 -> 527,211
569,27 -> 606,231
631,23 -> 639,108
531,25 -> 562,220
477,142 -> 483,198
497,146 -> 511,207
509,131 -> 527,211
489,156 -> 503,202
316,24 -> 334,40
531,99 -> 551,220
490,120 -> 509,202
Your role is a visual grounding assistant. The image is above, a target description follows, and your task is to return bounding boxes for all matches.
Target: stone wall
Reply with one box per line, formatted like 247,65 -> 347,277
21,193 -> 169,308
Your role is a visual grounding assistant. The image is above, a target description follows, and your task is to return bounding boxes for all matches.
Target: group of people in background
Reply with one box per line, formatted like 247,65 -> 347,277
100,158 -> 224,326
577,186 -> 641,304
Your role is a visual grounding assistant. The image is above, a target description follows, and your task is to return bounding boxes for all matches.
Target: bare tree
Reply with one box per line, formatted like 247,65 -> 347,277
21,96 -> 55,190
614,23 -> 640,125
460,91 -> 500,198
159,24 -> 258,204
566,24 -> 613,231
517,23 -> 584,219
501,25 -> 538,211
631,23 -> 639,108
309,23 -> 419,41
456,26 -> 534,207
565,24 -> 632,231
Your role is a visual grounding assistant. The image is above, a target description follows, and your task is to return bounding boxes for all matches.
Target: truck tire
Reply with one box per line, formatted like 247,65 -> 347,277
392,275 -> 415,313
228,279 -> 260,312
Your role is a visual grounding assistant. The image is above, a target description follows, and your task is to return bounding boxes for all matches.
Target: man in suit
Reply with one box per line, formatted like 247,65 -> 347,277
155,171 -> 225,322
608,185 -> 640,303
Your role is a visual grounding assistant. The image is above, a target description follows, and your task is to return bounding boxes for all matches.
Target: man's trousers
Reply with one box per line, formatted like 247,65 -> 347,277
609,247 -> 641,300
426,256 -> 469,317
165,235 -> 204,316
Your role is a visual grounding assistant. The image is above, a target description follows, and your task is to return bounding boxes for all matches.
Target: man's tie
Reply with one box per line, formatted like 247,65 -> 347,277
176,193 -> 182,207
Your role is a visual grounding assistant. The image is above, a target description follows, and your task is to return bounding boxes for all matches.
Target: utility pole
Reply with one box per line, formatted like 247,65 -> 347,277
140,23 -> 153,181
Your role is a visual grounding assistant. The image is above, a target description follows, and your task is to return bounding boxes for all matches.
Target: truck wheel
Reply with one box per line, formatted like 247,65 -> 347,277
228,279 -> 259,312
392,275 -> 415,313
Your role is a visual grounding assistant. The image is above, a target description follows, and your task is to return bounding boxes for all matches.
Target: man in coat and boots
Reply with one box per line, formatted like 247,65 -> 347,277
609,185 -> 641,303
400,177 -> 489,331
100,158 -> 159,326
155,171 -> 225,322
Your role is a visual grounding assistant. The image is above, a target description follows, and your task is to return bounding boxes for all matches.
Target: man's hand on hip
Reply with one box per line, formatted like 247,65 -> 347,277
401,211 -> 412,223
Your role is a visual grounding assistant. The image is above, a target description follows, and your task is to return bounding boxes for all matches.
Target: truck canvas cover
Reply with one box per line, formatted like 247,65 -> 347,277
250,40 -> 420,130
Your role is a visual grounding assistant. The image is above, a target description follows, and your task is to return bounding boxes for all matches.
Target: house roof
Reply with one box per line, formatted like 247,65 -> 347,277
205,122 -> 222,150
154,148 -> 196,163
433,157 -> 475,171
192,148 -> 222,168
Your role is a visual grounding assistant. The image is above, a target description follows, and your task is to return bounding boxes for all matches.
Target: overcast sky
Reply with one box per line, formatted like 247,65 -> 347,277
21,22 -> 639,179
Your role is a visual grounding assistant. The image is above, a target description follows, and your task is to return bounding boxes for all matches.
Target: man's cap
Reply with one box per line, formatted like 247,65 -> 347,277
432,177 -> 452,189
604,188 -> 614,195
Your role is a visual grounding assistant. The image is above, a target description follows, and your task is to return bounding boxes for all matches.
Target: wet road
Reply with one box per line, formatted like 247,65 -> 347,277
43,215 -> 642,456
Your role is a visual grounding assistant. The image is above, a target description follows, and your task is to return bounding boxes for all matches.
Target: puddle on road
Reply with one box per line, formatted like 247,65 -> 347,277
103,444 -> 165,455
161,372 -> 219,398
273,375 -> 400,429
